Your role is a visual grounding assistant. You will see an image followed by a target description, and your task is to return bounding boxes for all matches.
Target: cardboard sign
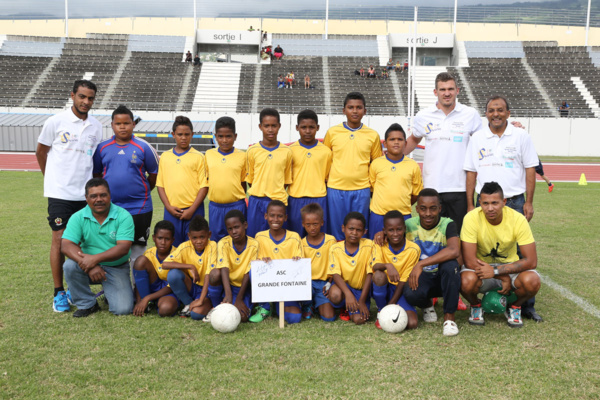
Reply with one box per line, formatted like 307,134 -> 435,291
251,258 -> 312,303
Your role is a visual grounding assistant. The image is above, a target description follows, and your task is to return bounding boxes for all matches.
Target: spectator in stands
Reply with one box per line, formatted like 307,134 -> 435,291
261,49 -> 270,60
367,65 -> 376,78
381,68 -> 389,80
286,71 -> 295,89
559,101 -> 570,117
193,54 -> 201,66
395,61 -> 402,72
265,45 -> 273,60
404,60 -> 409,71
248,26 -> 255,32
277,75 -> 285,89
386,58 -> 394,71
274,45 -> 284,60
304,74 -> 311,89
185,51 -> 192,63
360,67 -> 365,77
263,31 -> 268,42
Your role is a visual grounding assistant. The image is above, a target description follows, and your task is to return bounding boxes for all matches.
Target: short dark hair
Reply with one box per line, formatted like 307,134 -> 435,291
85,177 -> 110,195
259,108 -> 281,124
485,95 -> 510,111
383,210 -> 405,226
225,209 -> 246,224
434,72 -> 457,89
111,105 -> 134,121
417,188 -> 441,203
188,215 -> 210,233
172,115 -> 194,133
343,92 -> 366,108
154,220 -> 175,236
267,199 -> 286,213
297,109 -> 318,125
215,116 -> 236,134
300,202 -> 324,220
480,181 -> 504,199
73,79 -> 97,95
343,211 -> 366,229
384,123 -> 406,140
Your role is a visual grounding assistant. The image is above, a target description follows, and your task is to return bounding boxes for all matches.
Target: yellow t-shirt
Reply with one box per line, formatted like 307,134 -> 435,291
369,155 -> 423,215
143,246 -> 176,282
156,148 -> 208,209
215,236 -> 259,287
328,238 -> 376,290
302,234 -> 337,281
166,240 -> 218,282
288,141 -> 332,198
205,148 -> 247,204
374,240 -> 421,285
245,142 -> 293,204
323,123 -> 382,191
256,230 -> 303,259
461,206 -> 535,264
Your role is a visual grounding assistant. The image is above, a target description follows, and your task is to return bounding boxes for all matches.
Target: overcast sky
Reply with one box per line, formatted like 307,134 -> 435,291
2,0 -> 553,19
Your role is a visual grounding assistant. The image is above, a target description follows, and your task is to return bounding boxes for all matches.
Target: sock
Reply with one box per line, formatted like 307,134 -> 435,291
548,181 -> 552,186
167,269 -> 193,305
372,283 -> 388,312
208,285 -> 224,308
321,315 -> 336,322
191,311 -> 206,320
54,287 -> 65,297
285,312 -> 302,324
133,269 -> 151,299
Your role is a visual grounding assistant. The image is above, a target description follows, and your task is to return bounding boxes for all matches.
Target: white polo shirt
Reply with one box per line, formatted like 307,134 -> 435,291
37,108 -> 104,201
412,102 -> 482,193
464,123 -> 539,198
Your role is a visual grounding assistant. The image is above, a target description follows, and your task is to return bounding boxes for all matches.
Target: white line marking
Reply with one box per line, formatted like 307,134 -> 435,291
540,273 -> 600,319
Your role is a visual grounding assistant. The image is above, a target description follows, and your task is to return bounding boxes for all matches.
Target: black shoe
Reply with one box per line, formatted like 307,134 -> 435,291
522,309 -> 543,322
73,302 -> 101,318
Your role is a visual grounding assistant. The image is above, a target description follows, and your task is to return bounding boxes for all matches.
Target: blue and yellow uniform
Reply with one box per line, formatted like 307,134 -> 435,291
323,123 -> 383,239
328,238 -> 376,307
133,246 -> 178,302
368,155 -> 423,238
245,142 -> 293,237
205,148 -> 247,242
372,240 -> 421,313
302,234 -> 337,309
287,141 -> 332,235
156,148 -> 209,246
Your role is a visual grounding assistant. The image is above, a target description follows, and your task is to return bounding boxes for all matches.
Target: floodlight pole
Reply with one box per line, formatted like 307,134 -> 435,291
65,0 -> 69,37
193,0 -> 197,33
325,0 -> 329,39
410,7 -> 418,120
585,0 -> 591,46
453,0 -> 458,34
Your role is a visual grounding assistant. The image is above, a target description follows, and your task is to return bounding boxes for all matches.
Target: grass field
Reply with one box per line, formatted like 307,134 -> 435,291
1,171 -> 600,399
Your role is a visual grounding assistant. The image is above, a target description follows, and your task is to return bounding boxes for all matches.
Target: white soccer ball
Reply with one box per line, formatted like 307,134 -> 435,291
210,303 -> 241,333
378,304 -> 408,333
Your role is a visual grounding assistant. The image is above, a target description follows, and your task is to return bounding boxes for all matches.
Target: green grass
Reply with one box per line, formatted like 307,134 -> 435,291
538,156 -> 600,163
1,171 -> 600,399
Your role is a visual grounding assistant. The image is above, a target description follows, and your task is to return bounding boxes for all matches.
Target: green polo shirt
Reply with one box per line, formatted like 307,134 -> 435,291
63,203 -> 134,267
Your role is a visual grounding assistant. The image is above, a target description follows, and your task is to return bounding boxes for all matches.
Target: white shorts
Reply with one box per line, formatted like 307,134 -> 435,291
460,264 -> 540,293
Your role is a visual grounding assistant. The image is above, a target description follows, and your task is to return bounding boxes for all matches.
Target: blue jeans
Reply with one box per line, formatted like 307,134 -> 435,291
64,259 -> 134,315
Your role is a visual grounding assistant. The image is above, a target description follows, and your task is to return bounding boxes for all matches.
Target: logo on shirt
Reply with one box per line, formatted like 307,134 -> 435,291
118,149 -> 125,155
273,247 -> 279,253
392,257 -> 398,263
268,154 -> 273,160
235,257 -> 240,263
218,258 -> 223,263
222,157 -> 227,163
110,231 -> 116,239
307,153 -> 312,158
424,123 -> 440,135
453,136 -> 463,142
316,252 -> 321,258
60,132 -> 71,143
176,159 -> 181,164
391,166 -> 396,172
198,258 -> 203,264
351,259 -> 356,266
505,162 -> 514,169
130,152 -> 138,164
54,217 -> 63,226
349,134 -> 355,140
478,148 -> 493,161
330,263 -> 335,269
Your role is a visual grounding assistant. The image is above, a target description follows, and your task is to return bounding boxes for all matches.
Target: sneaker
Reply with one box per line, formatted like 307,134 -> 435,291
249,306 -> 270,323
73,302 -> 100,318
423,306 -> 438,323
468,305 -> 485,325
442,320 -> 459,336
432,297 -> 438,306
202,308 -> 215,323
66,290 -> 73,305
548,183 -> 554,193
506,305 -> 523,328
53,291 -> 71,312
339,310 -> 350,321
179,304 -> 191,318
457,297 -> 468,311
302,304 -> 313,320
145,301 -> 156,314
375,319 -> 382,329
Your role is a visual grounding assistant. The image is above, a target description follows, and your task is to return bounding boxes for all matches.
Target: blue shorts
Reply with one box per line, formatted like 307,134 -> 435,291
209,199 -> 247,243
327,187 -> 370,240
287,196 -> 327,237
380,283 -> 416,314
330,282 -> 371,313
247,196 -> 272,238
163,206 -> 205,247
149,278 -> 178,301
368,211 -> 411,239
215,285 -> 252,310
311,279 -> 330,308
190,283 -> 203,300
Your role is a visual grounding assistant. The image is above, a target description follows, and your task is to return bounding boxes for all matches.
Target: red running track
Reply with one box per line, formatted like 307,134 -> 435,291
1,152 -> 599,182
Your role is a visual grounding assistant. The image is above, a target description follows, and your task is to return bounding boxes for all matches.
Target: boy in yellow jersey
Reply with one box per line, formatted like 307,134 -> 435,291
288,110 -> 332,236
250,200 -> 304,324
206,210 -> 258,323
323,92 -> 383,240
368,123 -> 423,239
246,108 -> 293,237
371,211 -> 420,330
156,116 -> 208,246
300,203 -> 337,321
327,212 -> 376,324
205,116 -> 247,242
132,220 -> 178,317
162,216 -> 219,320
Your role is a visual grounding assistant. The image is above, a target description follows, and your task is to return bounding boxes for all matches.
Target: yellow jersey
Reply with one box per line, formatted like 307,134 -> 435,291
205,148 -> 247,204
216,236 -> 259,287
369,155 -> 423,216
328,238 -> 376,289
256,230 -> 303,259
302,234 -> 337,281
323,123 -> 382,191
245,142 -> 293,204
288,141 -> 332,198
374,240 -> 421,285
156,147 -> 208,209
166,240 -> 218,282
143,246 -> 176,281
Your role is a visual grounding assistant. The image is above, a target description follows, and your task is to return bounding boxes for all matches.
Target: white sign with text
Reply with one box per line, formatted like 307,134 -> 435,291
251,258 -> 312,303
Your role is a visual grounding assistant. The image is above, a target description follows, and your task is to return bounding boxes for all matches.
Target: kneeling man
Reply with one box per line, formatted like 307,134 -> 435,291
460,181 -> 540,328
61,178 -> 135,317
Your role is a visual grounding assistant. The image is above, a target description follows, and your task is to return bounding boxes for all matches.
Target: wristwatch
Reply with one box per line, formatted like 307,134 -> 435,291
493,266 -> 499,276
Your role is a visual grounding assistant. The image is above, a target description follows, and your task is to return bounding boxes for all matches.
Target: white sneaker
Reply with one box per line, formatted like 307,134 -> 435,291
423,306 -> 438,323
442,320 -> 459,336
202,308 -> 215,323
179,304 -> 190,317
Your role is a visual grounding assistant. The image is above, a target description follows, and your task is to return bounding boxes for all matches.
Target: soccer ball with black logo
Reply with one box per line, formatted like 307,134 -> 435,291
210,303 -> 241,333
378,304 -> 408,333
